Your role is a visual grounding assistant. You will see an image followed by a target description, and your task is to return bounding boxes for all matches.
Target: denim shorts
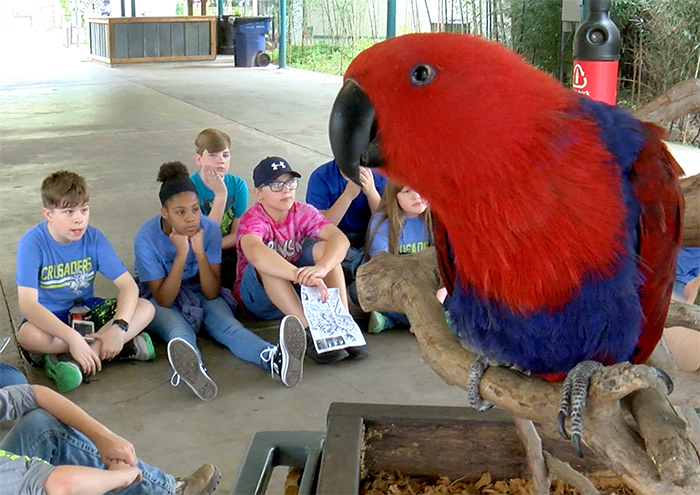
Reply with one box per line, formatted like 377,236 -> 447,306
239,243 -> 316,320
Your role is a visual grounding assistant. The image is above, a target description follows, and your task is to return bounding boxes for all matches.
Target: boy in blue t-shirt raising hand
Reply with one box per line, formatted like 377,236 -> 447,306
15,171 -> 155,393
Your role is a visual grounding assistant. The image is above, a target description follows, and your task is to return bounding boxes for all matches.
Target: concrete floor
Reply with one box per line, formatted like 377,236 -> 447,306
0,32 -> 494,493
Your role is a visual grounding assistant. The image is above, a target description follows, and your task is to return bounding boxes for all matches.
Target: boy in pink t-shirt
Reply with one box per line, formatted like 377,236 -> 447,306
236,157 -> 369,364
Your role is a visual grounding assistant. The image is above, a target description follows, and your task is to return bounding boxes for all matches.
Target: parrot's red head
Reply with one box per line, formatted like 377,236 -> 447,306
330,33 -> 629,313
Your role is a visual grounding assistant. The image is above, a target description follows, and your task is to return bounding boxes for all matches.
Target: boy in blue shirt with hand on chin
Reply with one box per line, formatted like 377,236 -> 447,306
15,171 -> 155,393
190,128 -> 248,289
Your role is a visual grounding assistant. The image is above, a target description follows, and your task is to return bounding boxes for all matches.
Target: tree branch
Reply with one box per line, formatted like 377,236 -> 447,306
356,248 -> 700,495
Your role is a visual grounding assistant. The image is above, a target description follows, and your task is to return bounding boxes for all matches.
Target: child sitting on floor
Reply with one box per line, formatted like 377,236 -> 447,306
16,170 -> 156,393
235,156 -> 369,364
133,161 -> 305,401
365,180 -> 434,334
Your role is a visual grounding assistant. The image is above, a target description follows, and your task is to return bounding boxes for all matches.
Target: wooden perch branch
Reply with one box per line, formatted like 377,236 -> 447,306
356,248 -> 700,495
678,175 -> 700,248
634,79 -> 700,128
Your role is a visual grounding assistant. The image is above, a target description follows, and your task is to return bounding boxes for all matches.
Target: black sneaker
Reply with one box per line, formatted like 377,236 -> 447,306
262,315 -> 307,387
20,347 -> 45,368
345,344 -> 370,360
167,338 -> 218,401
305,329 -> 348,365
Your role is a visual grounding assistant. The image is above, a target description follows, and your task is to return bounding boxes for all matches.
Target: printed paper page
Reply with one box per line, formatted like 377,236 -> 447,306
301,286 -> 366,353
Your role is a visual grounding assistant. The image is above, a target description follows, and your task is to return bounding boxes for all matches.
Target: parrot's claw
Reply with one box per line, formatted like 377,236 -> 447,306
557,360 -> 604,457
650,365 -> 673,394
467,355 -> 493,411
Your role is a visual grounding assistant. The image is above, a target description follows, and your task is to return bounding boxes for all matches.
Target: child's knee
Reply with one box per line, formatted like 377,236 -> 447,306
17,321 -> 49,346
310,240 -> 326,261
137,298 -> 156,320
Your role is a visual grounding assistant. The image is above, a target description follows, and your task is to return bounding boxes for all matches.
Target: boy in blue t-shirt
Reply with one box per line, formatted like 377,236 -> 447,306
306,160 -> 386,301
15,171 -> 155,393
190,128 -> 248,289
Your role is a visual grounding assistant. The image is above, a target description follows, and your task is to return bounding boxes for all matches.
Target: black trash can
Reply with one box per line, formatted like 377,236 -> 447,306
217,15 -> 236,55
233,16 -> 272,67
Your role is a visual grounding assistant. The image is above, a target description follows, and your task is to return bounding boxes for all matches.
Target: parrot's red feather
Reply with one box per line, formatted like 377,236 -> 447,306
347,35 -> 629,313
630,123 -> 684,363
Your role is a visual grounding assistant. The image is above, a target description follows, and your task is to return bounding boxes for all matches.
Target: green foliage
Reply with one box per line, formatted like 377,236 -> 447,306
60,0 -> 72,20
507,0 -> 569,77
281,0 -> 699,107
275,39 -> 376,75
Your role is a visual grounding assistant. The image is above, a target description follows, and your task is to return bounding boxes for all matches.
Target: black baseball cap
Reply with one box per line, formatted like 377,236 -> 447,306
253,156 -> 301,188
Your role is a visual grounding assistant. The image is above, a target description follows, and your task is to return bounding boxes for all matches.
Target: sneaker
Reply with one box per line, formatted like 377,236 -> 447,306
345,344 -> 370,360
305,329 -> 348,365
368,311 -> 393,334
44,354 -> 83,393
174,463 -> 221,495
117,333 -> 156,361
21,347 -> 45,368
167,338 -> 218,401
261,315 -> 306,387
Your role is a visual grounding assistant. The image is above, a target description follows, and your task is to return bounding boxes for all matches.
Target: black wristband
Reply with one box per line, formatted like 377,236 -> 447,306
113,319 -> 129,332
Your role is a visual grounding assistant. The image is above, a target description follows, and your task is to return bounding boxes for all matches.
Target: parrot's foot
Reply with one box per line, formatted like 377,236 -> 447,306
467,355 -> 493,411
649,365 -> 674,394
557,360 -> 603,458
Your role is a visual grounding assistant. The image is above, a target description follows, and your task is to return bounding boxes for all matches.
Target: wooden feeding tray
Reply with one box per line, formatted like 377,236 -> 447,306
317,402 -> 624,494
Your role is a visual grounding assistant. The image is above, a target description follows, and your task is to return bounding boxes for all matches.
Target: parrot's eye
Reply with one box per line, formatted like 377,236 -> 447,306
410,64 -> 436,86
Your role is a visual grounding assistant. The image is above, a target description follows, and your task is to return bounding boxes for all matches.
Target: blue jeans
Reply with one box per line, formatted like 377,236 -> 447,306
0,362 -> 29,387
0,409 -> 175,494
148,293 -> 272,370
239,244 -> 315,320
381,311 -> 409,328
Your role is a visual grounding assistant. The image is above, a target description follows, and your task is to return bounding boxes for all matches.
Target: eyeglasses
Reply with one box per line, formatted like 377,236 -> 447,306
265,178 -> 299,192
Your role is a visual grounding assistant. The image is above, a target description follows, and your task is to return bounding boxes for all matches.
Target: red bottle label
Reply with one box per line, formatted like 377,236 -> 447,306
572,60 -> 619,105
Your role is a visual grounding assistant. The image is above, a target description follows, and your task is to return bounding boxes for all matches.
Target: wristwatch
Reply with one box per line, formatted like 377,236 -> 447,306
113,319 -> 129,332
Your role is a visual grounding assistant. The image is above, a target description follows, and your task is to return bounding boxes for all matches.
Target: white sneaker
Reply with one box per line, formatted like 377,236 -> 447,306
261,315 -> 306,387
167,338 -> 218,401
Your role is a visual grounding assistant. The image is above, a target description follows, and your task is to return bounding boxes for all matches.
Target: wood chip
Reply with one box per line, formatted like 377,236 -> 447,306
361,471 -> 635,494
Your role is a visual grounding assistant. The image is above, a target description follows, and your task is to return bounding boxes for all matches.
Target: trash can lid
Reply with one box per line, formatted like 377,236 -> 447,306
234,16 -> 272,24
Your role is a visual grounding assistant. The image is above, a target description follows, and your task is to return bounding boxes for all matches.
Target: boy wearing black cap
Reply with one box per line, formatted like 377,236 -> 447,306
235,157 -> 369,364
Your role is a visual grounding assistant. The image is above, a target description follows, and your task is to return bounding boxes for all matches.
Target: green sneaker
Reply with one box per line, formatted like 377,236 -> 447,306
44,354 -> 83,392
368,311 -> 393,334
118,332 -> 156,361
134,332 -> 156,361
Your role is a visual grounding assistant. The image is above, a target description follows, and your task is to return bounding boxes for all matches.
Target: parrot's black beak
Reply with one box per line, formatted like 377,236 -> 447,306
329,79 -> 381,186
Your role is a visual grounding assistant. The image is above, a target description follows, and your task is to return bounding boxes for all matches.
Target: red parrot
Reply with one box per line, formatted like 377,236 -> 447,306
329,32 -> 684,455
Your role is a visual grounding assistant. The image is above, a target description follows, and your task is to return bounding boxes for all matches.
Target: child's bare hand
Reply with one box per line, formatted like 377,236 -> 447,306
93,326 -> 124,361
97,434 -> 137,468
295,268 -> 329,302
189,228 -> 205,255
358,166 -> 376,192
109,459 -> 143,485
310,278 -> 329,302
201,165 -> 227,195
343,177 -> 362,199
68,336 -> 102,375
295,265 -> 329,286
169,229 -> 190,255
